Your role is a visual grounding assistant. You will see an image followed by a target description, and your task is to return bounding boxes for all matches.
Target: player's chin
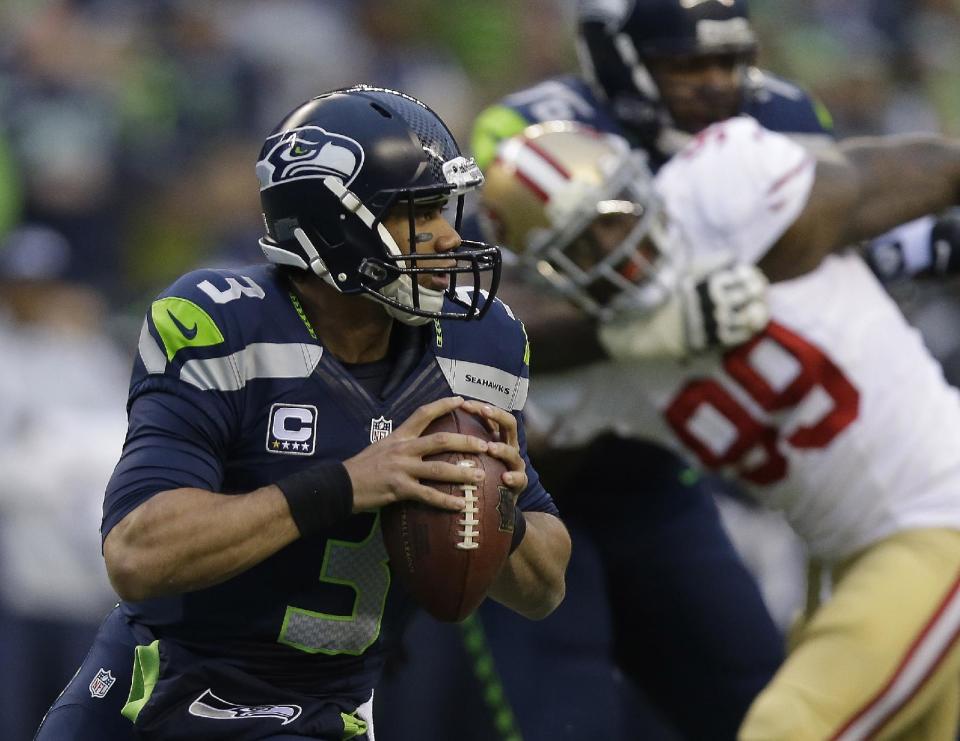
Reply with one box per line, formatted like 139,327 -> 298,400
419,274 -> 451,292
674,103 -> 739,134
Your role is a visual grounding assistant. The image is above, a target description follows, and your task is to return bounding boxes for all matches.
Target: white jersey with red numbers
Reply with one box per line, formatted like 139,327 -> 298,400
531,116 -> 960,562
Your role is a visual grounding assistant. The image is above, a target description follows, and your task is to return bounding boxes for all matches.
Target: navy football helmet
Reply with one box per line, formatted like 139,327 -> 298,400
577,0 -> 757,150
257,85 -> 501,324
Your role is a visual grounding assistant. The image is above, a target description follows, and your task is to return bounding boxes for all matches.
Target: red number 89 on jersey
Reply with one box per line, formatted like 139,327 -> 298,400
664,321 -> 860,486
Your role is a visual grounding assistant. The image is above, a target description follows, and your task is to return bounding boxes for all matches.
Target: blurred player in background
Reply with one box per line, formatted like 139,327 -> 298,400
35,85 -> 570,741
466,0 -> 826,737
462,1 -> 960,738
482,115 -> 960,739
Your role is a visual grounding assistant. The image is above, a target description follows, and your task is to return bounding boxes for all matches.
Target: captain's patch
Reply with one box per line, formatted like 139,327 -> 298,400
266,404 -> 318,456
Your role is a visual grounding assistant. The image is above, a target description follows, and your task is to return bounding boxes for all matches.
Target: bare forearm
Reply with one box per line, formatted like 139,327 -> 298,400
841,135 -> 960,242
488,511 -> 571,619
103,486 -> 300,601
762,136 -> 960,283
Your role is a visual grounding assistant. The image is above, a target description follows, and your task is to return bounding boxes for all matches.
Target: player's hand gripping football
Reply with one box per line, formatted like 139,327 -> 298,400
459,398 -> 528,496
343,396 -> 490,513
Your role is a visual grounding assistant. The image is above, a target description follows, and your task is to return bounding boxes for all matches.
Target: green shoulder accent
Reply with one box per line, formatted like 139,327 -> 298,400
520,321 -> 530,367
813,98 -> 834,134
471,105 -> 531,170
121,640 -> 161,724
341,710 -> 368,739
151,297 -> 225,361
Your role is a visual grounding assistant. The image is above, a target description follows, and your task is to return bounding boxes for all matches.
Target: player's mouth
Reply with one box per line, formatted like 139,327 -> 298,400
420,273 -> 451,291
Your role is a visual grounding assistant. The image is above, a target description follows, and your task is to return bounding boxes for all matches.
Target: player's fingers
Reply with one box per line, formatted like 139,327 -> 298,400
410,458 -> 486,486
460,399 -> 500,438
461,401 -> 517,446
403,482 -> 466,511
486,440 -> 525,475
412,431 -> 489,457
397,396 -> 465,436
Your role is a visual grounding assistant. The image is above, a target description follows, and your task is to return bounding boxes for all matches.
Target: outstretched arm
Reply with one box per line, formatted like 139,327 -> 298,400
761,136 -> 960,282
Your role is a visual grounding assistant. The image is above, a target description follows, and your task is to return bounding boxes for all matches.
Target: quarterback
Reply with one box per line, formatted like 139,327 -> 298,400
482,117 -> 960,739
34,86 -> 570,741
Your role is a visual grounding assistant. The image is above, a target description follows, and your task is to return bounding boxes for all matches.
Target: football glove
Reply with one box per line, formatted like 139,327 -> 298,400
866,210 -> 960,282
597,263 -> 770,361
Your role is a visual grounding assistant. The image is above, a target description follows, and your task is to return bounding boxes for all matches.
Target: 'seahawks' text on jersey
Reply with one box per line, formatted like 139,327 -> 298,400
102,264 -> 556,695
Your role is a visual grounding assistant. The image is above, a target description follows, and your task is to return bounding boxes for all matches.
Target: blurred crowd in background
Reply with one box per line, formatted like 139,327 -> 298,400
1,0 -> 960,737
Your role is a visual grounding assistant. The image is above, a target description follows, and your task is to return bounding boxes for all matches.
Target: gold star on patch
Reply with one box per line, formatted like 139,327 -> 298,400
272,441 -> 280,449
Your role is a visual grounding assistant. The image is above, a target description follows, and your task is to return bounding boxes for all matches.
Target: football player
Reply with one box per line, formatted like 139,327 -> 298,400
461,2 -> 960,738
34,86 -> 571,741
465,0 -> 824,737
482,118 -> 960,739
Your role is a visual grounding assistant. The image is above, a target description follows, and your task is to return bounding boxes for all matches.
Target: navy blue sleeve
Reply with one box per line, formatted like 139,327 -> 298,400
746,72 -> 835,138
101,389 -> 232,540
515,410 -> 559,517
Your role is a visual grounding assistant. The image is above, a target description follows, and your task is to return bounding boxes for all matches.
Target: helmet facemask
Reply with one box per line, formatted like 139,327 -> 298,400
519,150 -> 683,322
355,179 -> 502,326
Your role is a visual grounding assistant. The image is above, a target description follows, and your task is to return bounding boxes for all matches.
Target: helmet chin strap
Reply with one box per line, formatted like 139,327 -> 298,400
293,210 -> 445,327
293,227 -> 333,280
375,277 -> 445,326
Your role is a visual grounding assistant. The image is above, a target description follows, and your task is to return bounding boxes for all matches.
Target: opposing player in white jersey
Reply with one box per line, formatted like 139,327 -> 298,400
481,118 -> 960,740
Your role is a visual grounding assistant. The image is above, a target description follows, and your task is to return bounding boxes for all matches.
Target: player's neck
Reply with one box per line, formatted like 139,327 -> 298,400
290,274 -> 393,364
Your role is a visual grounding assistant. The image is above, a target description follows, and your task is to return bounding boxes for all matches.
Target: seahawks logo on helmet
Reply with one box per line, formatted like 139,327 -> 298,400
256,126 -> 365,190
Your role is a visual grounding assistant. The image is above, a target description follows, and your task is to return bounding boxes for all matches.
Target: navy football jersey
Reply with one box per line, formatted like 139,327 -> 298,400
102,263 -> 556,695
471,72 -> 834,171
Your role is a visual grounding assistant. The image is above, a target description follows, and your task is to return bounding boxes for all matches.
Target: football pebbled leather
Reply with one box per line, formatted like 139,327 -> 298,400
381,408 -> 516,622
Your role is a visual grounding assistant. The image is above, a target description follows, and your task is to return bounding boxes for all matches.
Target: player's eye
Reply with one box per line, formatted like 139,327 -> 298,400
415,205 -> 446,223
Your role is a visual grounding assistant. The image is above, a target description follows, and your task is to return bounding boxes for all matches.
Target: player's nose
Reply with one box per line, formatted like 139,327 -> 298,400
433,221 -> 462,254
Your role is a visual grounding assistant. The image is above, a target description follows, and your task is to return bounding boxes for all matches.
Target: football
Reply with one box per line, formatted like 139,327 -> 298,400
381,407 -> 516,622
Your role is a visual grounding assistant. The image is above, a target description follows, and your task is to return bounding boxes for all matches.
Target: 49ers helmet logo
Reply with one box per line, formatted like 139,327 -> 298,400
256,126 -> 365,190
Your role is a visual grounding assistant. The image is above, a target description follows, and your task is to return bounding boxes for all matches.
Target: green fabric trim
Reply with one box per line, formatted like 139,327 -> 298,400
289,292 -> 318,339
813,98 -> 834,134
679,467 -> 701,487
520,322 -> 530,367
0,133 -> 22,240
341,710 -> 368,739
471,105 -> 531,170
460,615 -> 523,741
151,297 -> 225,361
121,640 -> 161,724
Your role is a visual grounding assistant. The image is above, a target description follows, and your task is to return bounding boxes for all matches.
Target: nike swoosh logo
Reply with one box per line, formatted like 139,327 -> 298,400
167,309 -> 198,340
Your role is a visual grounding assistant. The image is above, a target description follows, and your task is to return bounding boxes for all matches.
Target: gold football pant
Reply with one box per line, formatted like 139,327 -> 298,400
739,528 -> 960,741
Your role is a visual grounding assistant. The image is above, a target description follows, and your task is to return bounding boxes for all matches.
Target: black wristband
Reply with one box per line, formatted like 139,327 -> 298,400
509,506 -> 527,554
276,461 -> 353,537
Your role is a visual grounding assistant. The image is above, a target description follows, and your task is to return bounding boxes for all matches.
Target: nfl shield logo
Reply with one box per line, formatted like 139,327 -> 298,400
89,668 -> 116,699
370,416 -> 393,443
